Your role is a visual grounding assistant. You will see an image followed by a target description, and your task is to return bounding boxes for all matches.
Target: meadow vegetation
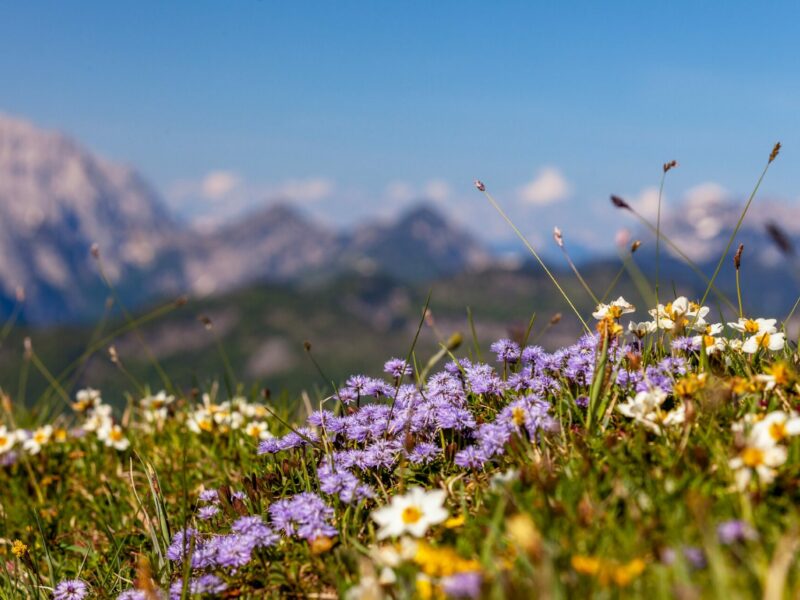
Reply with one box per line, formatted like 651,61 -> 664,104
3,145 -> 800,599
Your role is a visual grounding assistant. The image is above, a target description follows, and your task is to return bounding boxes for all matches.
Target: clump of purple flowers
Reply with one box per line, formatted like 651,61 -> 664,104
269,492 -> 338,541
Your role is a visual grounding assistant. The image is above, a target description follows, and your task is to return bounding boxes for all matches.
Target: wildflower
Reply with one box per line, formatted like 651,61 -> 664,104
372,487 -> 449,539
490,339 -> 521,363
72,388 -> 102,412
692,323 -> 726,355
53,580 -> 89,600
757,362 -> 795,390
0,426 -> 16,454
140,390 -> 175,422
384,358 -> 412,378
717,520 -> 758,544
592,297 -> 635,320
750,411 -> 800,447
269,492 -> 337,542
617,388 -> 683,434
742,331 -> 785,354
728,317 -> 777,335
97,423 -> 131,451
169,574 -> 227,597
649,297 -> 708,332
729,442 -> 787,490
81,404 -> 112,432
244,421 -> 272,440
23,425 -> 53,454
628,321 -> 655,338
11,539 -> 27,558
441,571 -> 482,599
197,505 -> 219,520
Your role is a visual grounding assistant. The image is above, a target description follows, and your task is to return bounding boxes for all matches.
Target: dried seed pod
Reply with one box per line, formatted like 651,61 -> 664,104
474,179 -> 486,192
769,142 -> 781,163
610,195 -> 631,210
733,244 -> 744,270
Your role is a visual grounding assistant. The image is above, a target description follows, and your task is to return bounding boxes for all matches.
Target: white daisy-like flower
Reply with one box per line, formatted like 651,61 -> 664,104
750,411 -> 800,447
592,297 -> 635,321
742,331 -> 785,354
0,426 -> 16,453
371,486 -> 449,539
728,317 -> 777,335
141,390 -> 175,422
97,423 -> 131,451
23,425 -> 53,454
82,404 -> 113,432
72,388 -> 102,413
244,421 -> 273,440
187,409 -> 214,433
649,297 -> 709,332
628,321 -> 656,338
617,388 -> 684,435
692,323 -> 726,355
729,443 -> 787,490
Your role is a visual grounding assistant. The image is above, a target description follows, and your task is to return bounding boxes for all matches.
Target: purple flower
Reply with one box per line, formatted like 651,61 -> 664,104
717,520 -> 758,544
454,446 -> 486,469
491,339 -> 521,363
441,571 -> 482,598
268,493 -> 338,541
53,580 -> 88,600
197,505 -> 220,520
207,533 -> 257,569
408,442 -> 440,464
169,574 -> 227,599
117,591 -> 153,600
384,358 -> 412,378
166,528 -> 198,562
672,336 -> 700,352
575,395 -> 589,409
199,489 -> 219,503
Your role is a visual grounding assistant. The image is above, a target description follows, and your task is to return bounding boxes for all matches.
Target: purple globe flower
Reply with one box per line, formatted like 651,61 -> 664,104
53,580 -> 88,600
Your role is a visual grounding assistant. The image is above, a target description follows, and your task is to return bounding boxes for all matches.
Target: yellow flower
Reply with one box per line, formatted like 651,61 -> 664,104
571,555 -> 601,575
572,555 -> 646,587
414,542 -> 480,578
11,539 -> 27,558
444,515 -> 465,529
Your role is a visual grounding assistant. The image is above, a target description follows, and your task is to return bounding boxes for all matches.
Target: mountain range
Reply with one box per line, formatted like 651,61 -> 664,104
0,114 -> 491,323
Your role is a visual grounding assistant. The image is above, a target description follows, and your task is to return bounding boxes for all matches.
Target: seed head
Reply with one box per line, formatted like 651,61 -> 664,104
766,222 -> 794,255
733,244 -> 744,270
553,227 -> 564,248
198,315 -> 213,330
174,295 -> 188,307
90,243 -> 100,258
663,160 -> 678,173
769,142 -> 781,164
549,312 -> 562,325
630,240 -> 642,253
610,195 -> 631,210
474,180 -> 486,192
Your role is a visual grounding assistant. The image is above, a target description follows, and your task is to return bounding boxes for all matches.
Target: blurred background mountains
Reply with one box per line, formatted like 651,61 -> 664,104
1,113 -> 799,401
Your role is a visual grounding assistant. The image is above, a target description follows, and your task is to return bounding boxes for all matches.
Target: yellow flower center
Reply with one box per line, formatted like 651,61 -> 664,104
744,319 -> 760,333
110,428 -> 124,442
703,335 -> 716,348
0,435 -> 7,446
402,506 -> 423,524
512,406 -> 526,426
769,422 -> 787,441
608,305 -> 623,319
741,447 -> 764,467
759,333 -> 771,348
199,419 -> 213,432
34,432 -> 47,443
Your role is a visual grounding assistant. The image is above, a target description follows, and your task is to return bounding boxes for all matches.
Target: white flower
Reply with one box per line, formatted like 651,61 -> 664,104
371,487 -> 449,539
617,388 -> 684,434
0,426 -> 16,453
72,388 -> 102,412
729,443 -> 787,490
628,321 -> 656,338
23,425 -> 53,454
592,297 -> 635,320
649,297 -> 708,332
82,404 -> 113,432
187,409 -> 214,433
728,318 -> 777,335
490,468 -> 519,490
692,323 -> 726,355
141,390 -> 175,422
97,423 -> 130,451
742,331 -> 785,354
244,421 -> 273,440
750,411 -> 800,447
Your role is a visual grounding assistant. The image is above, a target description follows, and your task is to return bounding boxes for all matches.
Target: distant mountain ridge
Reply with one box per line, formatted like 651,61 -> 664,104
0,114 -> 491,323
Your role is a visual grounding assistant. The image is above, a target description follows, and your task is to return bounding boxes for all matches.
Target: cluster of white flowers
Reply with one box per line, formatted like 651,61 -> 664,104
617,387 -> 686,435
186,393 -> 273,440
72,388 -> 131,451
0,423 -> 67,456
729,411 -> 800,490
593,296 -> 787,356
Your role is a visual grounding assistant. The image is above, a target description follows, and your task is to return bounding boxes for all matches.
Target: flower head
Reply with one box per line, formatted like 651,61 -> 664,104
371,487 -> 449,539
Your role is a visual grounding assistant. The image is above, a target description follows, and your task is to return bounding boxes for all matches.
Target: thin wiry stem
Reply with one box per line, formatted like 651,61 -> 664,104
479,186 -> 590,333
698,146 -> 779,310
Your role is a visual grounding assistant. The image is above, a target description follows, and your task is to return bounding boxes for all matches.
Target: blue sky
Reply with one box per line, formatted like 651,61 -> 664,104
1,2 -> 799,253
